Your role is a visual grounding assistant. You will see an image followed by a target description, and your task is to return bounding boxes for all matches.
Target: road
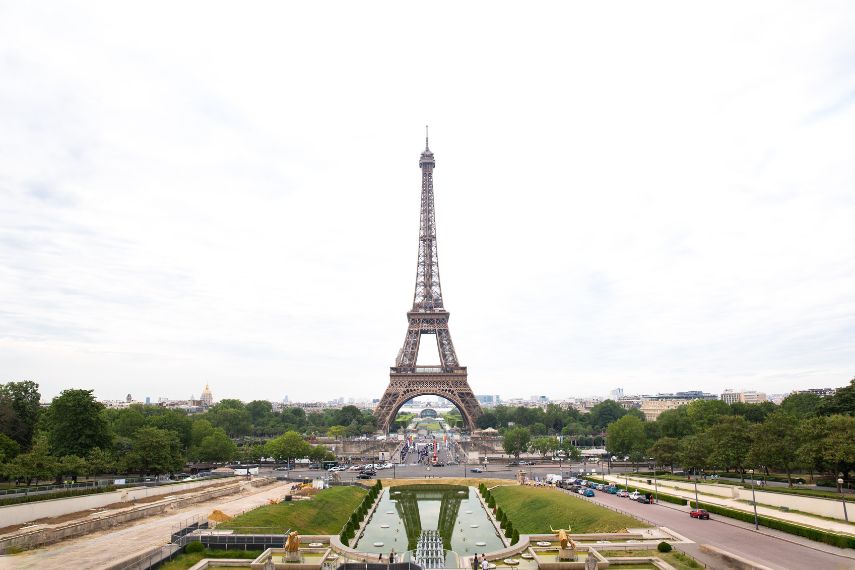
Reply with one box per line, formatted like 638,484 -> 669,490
577,487 -> 855,570
0,481 -> 291,570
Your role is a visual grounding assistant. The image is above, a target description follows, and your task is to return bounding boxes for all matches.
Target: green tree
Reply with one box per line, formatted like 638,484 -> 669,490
817,414 -> 855,480
86,447 -> 116,475
0,433 -> 21,463
111,406 -> 147,438
655,407 -> 694,439
606,415 -> 647,467
328,425 -> 347,439
529,436 -> 558,458
195,428 -> 237,462
677,434 -> 710,477
148,410 -> 193,448
780,392 -> 822,418
705,416 -> 752,480
588,400 -> 626,430
58,455 -> 89,483
476,412 -> 498,429
648,437 -> 679,472
796,416 -> 829,482
0,380 -> 42,449
205,401 -> 252,437
125,427 -> 184,476
502,427 -> 531,459
266,431 -> 311,466
4,434 -> 57,485
747,411 -> 802,486
685,399 -> 731,431
45,389 -> 111,458
191,418 -> 216,447
819,378 -> 855,416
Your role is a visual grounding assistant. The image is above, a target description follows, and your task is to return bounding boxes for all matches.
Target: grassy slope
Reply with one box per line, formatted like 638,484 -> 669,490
221,486 -> 367,534
491,486 -> 646,533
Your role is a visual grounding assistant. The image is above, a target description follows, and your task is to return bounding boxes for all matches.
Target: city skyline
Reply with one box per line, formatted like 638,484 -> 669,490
3,3 -> 855,402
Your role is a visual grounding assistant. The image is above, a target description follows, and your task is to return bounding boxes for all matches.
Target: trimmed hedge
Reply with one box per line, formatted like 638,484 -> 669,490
340,483 -> 381,544
687,500 -> 855,549
511,528 -> 519,545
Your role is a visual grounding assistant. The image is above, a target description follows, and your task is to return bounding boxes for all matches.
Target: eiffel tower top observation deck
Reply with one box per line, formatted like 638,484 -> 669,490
374,130 -> 482,432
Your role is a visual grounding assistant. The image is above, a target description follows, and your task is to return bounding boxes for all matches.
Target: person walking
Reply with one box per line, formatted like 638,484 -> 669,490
390,550 -> 395,564
472,554 -> 479,570
481,554 -> 489,570
379,553 -> 384,564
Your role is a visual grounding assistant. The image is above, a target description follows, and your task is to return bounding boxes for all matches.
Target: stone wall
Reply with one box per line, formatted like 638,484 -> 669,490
0,477 -> 236,527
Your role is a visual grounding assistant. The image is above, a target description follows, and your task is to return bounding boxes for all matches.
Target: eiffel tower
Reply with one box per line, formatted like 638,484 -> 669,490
375,130 -> 482,432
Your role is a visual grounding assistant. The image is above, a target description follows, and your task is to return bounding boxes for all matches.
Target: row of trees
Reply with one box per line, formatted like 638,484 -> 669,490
0,383 -> 340,484
605,380 -> 855,485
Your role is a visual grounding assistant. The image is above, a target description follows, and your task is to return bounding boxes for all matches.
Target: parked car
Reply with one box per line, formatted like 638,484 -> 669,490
689,509 -> 710,520
606,486 -> 619,494
470,468 -> 483,473
582,489 -> 595,497
274,466 -> 290,471
636,493 -> 654,504
628,491 -> 641,501
356,472 -> 375,479
348,465 -> 362,471
595,484 -> 605,491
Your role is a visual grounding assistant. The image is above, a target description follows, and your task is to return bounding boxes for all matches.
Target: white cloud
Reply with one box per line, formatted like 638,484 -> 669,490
1,1 -> 854,402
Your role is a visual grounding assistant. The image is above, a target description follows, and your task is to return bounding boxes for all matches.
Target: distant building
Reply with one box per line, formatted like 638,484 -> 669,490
609,388 -> 624,400
200,384 -> 213,407
721,389 -> 767,405
476,395 -> 500,406
639,391 -> 717,421
797,388 -> 837,397
617,396 -> 642,410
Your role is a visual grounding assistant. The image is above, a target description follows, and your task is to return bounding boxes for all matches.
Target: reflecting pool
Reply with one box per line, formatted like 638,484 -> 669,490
356,485 -> 505,558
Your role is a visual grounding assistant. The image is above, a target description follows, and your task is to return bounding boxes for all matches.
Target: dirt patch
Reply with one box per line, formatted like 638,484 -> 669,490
0,479 -> 242,536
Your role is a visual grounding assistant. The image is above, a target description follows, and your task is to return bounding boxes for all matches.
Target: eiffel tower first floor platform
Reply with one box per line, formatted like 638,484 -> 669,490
374,367 -> 483,433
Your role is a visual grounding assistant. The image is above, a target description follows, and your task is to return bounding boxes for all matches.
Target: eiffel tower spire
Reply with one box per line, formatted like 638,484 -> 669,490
374,132 -> 482,432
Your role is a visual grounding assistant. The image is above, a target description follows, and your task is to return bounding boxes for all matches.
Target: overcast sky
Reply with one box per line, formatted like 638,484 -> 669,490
2,2 -> 854,404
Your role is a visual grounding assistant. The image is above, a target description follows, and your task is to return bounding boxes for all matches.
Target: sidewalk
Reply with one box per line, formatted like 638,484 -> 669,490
603,474 -> 855,535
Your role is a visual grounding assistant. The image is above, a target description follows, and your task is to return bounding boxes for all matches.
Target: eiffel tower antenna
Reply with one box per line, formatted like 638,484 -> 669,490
374,132 -> 482,433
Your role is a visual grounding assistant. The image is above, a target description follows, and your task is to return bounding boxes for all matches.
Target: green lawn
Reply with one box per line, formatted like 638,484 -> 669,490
159,549 -> 260,570
220,485 -> 367,534
491,486 -> 646,533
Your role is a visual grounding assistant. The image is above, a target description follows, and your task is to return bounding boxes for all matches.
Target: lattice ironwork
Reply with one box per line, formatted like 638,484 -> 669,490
375,131 -> 482,432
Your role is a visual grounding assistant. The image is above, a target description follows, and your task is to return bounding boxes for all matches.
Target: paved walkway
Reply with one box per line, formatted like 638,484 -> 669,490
604,474 -> 855,535
0,481 -> 291,570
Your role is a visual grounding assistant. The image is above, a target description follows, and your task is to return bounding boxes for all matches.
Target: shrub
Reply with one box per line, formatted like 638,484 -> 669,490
505,522 -> 513,538
657,541 -> 672,553
185,541 -> 205,553
511,529 -> 519,545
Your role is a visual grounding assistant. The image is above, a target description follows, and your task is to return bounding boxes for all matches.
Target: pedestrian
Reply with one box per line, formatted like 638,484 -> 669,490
481,554 -> 488,570
390,550 -> 395,564
379,553 -> 384,564
472,554 -> 479,570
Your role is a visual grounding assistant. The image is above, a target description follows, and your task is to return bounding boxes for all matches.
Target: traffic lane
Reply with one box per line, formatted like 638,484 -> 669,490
581,489 -> 854,570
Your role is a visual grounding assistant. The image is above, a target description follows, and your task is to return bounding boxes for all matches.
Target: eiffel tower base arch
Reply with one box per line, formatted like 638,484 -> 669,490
375,369 -> 483,433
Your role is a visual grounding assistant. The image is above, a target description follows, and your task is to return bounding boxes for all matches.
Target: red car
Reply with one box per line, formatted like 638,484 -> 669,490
689,509 -> 710,520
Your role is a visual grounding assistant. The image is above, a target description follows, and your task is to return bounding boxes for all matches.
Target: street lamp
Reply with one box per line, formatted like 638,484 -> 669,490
693,478 -> 700,510
838,476 -> 849,523
748,469 -> 759,530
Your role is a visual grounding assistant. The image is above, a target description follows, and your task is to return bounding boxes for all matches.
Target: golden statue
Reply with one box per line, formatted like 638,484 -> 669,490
558,529 -> 569,549
285,531 -> 300,552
